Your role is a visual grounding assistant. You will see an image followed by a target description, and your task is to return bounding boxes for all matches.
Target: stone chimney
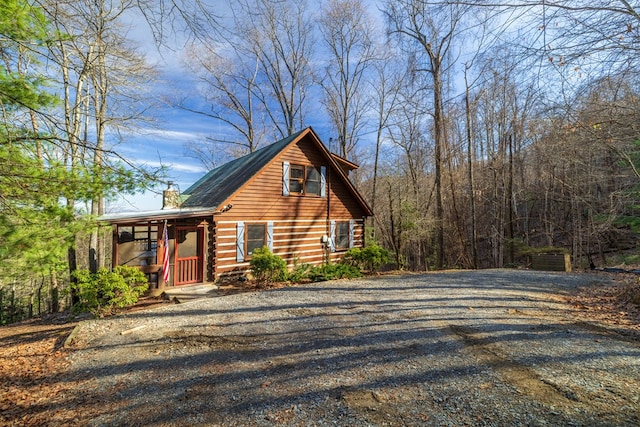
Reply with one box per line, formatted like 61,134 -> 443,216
162,181 -> 179,210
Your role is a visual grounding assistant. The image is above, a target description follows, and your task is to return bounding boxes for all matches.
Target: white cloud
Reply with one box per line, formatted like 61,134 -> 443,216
134,127 -> 208,142
140,159 -> 207,174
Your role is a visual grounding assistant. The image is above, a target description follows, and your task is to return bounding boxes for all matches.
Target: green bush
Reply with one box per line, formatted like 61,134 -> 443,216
250,246 -> 287,284
69,265 -> 148,316
306,264 -> 362,282
342,244 -> 390,272
287,263 -> 313,282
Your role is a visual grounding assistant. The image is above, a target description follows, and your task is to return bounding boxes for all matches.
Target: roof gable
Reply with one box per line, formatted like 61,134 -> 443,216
181,127 -> 372,216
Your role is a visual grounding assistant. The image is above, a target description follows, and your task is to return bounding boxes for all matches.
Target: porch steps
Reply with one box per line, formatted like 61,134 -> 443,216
161,284 -> 220,303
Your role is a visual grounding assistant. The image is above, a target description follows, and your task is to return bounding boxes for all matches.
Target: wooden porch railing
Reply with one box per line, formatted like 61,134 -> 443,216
176,256 -> 201,285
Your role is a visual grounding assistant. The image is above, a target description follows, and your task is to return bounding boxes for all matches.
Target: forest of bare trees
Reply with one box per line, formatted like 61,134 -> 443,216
2,0 -> 640,322
181,0 -> 640,270
369,0 -> 640,270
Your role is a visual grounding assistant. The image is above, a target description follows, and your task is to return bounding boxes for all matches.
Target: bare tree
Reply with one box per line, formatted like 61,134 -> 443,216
178,0 -> 315,162
369,47 -> 404,235
181,42 -> 265,160
44,0 -> 158,270
454,1 -> 640,68
239,0 -> 315,139
384,0 -> 470,269
462,65 -> 480,268
318,0 -> 378,160
132,0 -> 220,46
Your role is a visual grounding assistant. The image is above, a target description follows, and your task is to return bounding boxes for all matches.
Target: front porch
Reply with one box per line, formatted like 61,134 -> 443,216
100,208 -> 216,288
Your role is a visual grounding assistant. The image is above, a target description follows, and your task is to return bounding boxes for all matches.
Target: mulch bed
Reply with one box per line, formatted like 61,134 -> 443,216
0,317 -> 78,426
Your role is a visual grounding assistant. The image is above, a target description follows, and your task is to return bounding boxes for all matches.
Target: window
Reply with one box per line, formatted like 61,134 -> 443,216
237,221 -> 273,262
246,224 -> 266,258
118,226 -> 134,243
305,166 -> 321,196
335,221 -> 350,250
283,162 -> 325,197
289,164 -> 305,194
117,224 -> 158,266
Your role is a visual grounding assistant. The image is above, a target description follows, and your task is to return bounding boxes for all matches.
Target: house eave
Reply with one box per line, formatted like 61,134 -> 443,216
99,207 -> 217,225
330,153 -> 359,171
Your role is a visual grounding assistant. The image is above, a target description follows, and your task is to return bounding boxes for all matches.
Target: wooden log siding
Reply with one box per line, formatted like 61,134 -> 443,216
205,135 -> 370,279
223,141 -> 352,219
213,218 -> 365,277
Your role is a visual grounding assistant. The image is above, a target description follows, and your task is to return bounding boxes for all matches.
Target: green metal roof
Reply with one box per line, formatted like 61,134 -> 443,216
181,129 -> 306,208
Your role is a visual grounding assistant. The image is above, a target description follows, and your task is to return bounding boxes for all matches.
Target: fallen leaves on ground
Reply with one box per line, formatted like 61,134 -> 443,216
0,319 -> 82,427
568,271 -> 640,334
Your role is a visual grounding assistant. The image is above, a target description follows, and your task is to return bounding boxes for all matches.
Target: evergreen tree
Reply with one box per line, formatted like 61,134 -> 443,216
0,0 -> 80,319
0,0 -> 154,321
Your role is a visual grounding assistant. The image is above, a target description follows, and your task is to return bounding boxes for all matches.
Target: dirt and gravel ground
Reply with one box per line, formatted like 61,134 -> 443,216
2,269 -> 640,426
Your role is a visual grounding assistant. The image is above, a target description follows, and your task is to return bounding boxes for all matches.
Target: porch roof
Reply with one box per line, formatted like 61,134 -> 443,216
99,207 -> 216,225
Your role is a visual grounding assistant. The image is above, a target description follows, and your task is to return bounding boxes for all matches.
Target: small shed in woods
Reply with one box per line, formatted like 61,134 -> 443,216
100,127 -> 373,288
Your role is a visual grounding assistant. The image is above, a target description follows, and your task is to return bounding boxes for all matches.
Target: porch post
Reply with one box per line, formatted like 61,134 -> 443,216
158,221 -> 168,290
112,226 -> 118,268
210,217 -> 218,281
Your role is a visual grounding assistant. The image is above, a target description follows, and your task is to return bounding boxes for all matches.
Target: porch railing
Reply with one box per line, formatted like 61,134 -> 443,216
176,256 -> 200,285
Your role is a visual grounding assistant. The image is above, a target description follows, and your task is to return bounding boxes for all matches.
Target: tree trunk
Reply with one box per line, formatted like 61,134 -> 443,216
465,76 -> 478,268
433,69 -> 445,269
50,269 -> 59,313
371,128 -> 381,241
68,244 -> 79,306
505,134 -> 515,264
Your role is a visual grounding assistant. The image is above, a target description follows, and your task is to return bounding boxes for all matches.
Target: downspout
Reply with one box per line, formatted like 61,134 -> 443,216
326,165 -> 331,265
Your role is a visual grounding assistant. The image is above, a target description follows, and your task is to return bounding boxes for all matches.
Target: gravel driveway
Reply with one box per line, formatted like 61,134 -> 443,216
68,270 -> 640,426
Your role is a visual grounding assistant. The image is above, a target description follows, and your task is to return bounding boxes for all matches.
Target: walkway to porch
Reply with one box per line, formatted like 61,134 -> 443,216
145,278 -> 260,303
155,283 -> 219,303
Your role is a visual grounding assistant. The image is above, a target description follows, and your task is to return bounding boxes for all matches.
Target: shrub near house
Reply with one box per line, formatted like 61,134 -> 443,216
250,246 -> 288,285
342,244 -> 390,272
69,265 -> 148,316
250,244 -> 389,285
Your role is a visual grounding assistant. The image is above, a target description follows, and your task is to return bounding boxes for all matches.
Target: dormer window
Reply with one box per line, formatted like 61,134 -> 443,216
283,162 -> 326,197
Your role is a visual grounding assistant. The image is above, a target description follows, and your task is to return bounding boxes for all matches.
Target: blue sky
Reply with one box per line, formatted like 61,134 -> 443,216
105,66 -> 341,214
102,13 -> 205,213
104,1 -> 384,214
104,63 -> 335,214
105,80 -> 210,213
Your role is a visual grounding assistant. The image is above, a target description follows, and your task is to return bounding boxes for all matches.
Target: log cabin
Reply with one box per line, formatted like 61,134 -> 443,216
100,127 -> 373,289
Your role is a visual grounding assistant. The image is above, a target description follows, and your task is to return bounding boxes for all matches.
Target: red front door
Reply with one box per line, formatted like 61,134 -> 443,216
175,227 -> 203,285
